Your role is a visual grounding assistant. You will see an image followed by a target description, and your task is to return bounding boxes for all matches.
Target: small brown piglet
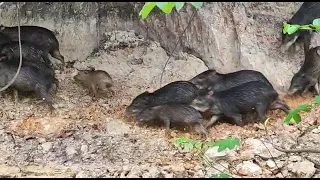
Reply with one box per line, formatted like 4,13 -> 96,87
74,67 -> 114,99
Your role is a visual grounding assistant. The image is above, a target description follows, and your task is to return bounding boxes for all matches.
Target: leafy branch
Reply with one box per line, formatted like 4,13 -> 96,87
139,2 -> 203,19
173,137 -> 240,178
283,18 -> 320,35
173,137 -> 240,153
284,95 -> 320,125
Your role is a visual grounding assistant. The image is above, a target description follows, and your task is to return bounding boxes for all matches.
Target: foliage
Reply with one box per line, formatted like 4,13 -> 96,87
205,137 -> 240,152
139,2 -> 203,19
283,18 -> 320,35
173,137 -> 204,152
173,137 -> 239,178
284,95 -> 320,125
173,137 -> 240,153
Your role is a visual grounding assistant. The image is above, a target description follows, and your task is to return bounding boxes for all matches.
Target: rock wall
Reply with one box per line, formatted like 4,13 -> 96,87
0,2 -> 317,92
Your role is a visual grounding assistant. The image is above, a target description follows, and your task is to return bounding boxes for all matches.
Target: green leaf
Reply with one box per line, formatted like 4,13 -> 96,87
286,24 -> 301,35
309,24 -> 320,29
189,2 -> 203,9
284,113 -> 294,125
173,138 -> 196,152
283,22 -> 289,34
139,2 -> 156,19
316,96 -> 320,105
183,143 -> 194,152
295,104 -> 312,112
207,137 -> 240,152
173,137 -> 194,146
175,2 -> 185,11
155,2 -> 167,10
284,103 -> 312,125
156,2 -> 176,14
209,173 -> 231,178
292,113 -> 301,124
313,18 -> 320,26
300,25 -> 312,30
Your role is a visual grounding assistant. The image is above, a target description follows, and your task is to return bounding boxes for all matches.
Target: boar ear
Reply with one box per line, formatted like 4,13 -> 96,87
0,25 -> 4,31
317,50 -> 320,56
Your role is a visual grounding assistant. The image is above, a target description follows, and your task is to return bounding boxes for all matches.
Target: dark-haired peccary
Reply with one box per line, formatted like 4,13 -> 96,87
281,2 -> 320,54
135,104 -> 208,137
189,69 -> 274,92
125,81 -> 199,116
0,62 -> 55,111
191,81 -> 291,128
0,40 -> 52,66
288,46 -> 320,96
3,55 -> 59,94
74,68 -> 114,98
0,25 -> 65,66
189,69 -> 290,115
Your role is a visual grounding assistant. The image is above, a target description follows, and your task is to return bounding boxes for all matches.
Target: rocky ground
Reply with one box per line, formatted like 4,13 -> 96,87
0,30 -> 319,178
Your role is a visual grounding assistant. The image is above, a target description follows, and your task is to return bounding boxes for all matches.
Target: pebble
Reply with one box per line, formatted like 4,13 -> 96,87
41,142 -> 53,152
266,159 -> 276,169
237,161 -> 262,177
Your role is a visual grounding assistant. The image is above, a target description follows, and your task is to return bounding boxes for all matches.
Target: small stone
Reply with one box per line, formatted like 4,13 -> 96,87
80,145 -> 88,153
38,138 -> 46,143
311,128 -> 320,134
122,165 -> 131,172
287,160 -> 316,178
184,163 -> 194,170
41,142 -> 52,152
66,146 -> 77,157
237,161 -> 262,177
96,141 -> 103,146
266,159 -> 276,169
204,146 -> 237,161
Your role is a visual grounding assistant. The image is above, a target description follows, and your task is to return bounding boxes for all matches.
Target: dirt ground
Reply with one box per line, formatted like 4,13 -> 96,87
0,30 -> 319,178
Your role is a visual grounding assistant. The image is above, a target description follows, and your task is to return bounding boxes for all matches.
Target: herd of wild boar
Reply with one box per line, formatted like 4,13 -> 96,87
1,2 -> 320,137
